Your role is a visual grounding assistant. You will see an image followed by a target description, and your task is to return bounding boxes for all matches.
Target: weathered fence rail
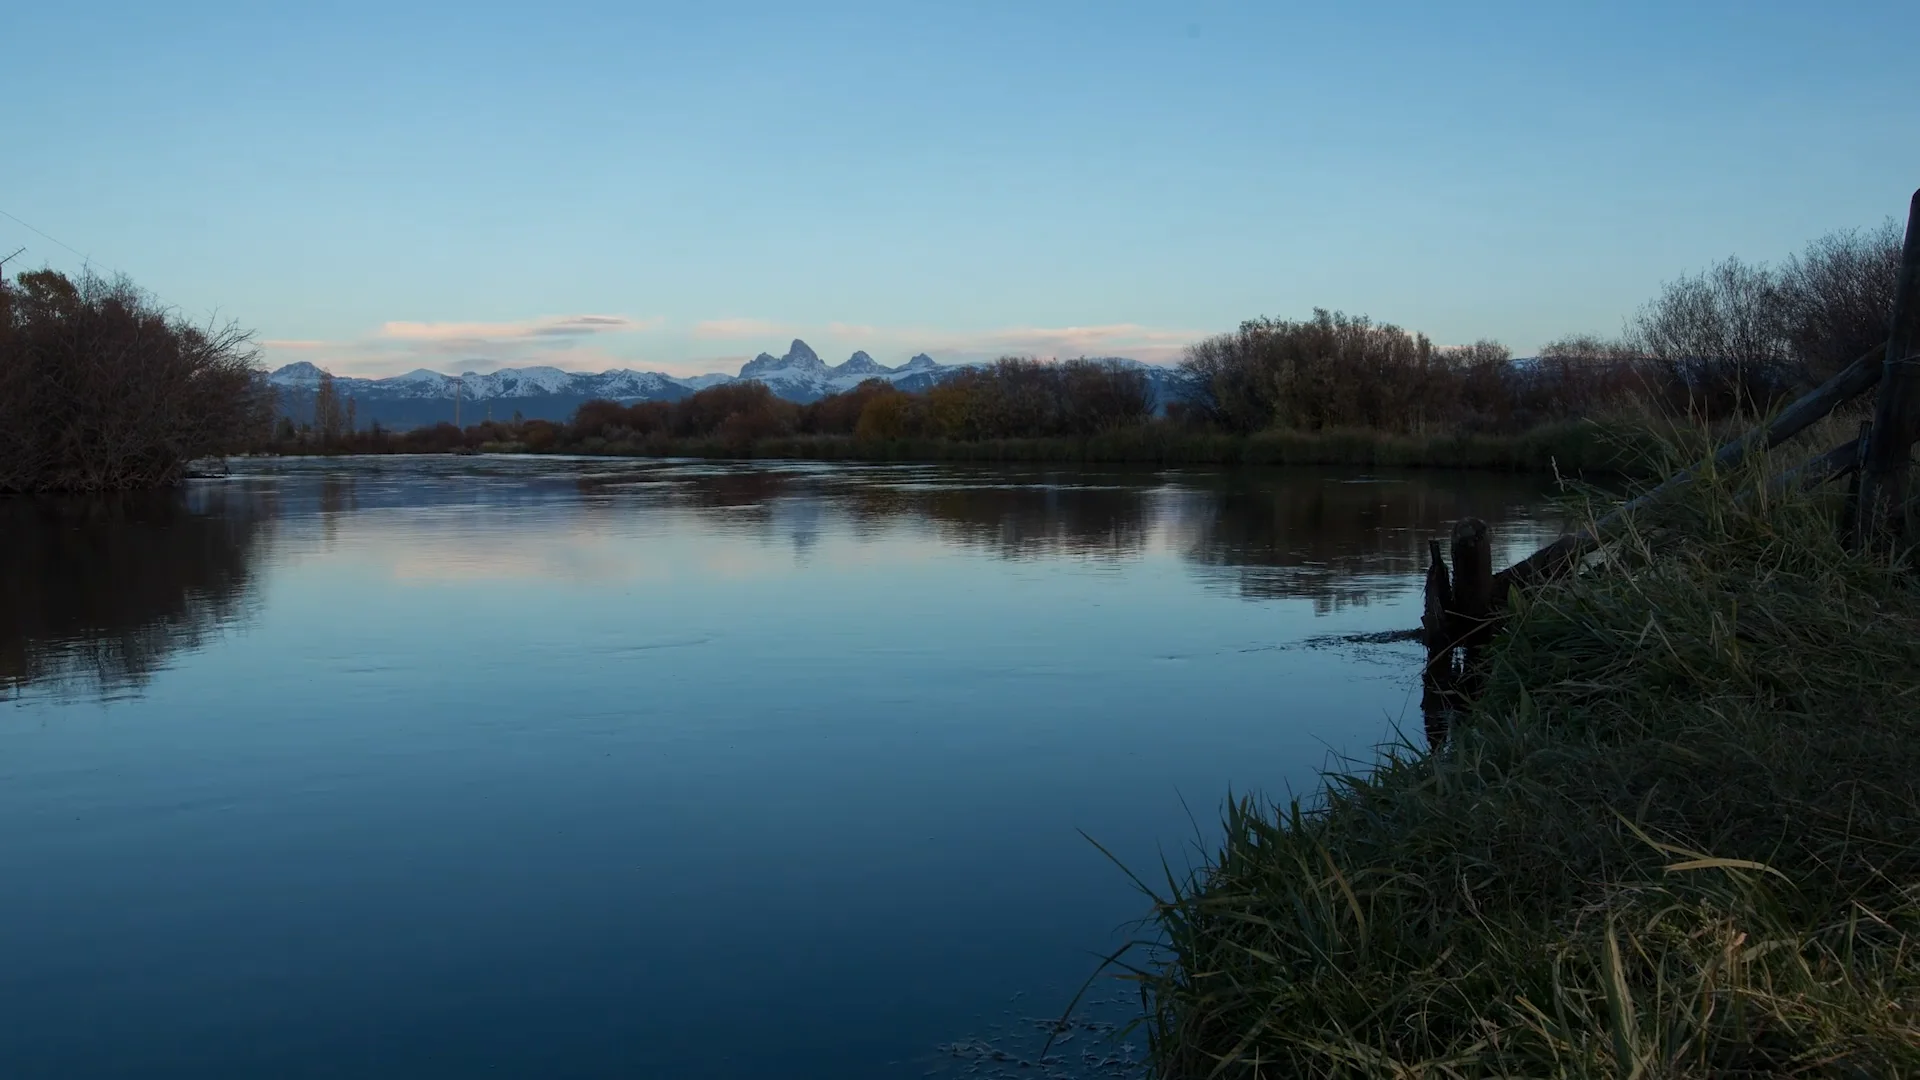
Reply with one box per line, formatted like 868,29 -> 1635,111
1421,187 -> 1920,741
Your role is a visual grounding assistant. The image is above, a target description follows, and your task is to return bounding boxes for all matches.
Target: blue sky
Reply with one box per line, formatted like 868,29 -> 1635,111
5,1 -> 1915,378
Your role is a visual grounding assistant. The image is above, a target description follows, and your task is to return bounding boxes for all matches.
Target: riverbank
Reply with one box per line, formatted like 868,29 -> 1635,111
568,422 -> 1640,472
275,419 -> 1668,476
1141,455 -> 1920,1077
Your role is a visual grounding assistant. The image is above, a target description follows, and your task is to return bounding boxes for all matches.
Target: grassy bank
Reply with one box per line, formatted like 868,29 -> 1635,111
494,419 -> 1659,475
1138,453 -> 1920,1077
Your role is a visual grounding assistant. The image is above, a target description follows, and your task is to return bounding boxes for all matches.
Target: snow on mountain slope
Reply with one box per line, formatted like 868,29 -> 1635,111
268,338 -> 1188,426
835,350 -> 888,377
267,361 -> 328,386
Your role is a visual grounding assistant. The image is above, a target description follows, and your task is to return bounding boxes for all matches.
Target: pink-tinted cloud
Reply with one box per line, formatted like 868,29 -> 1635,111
255,313 -> 1204,380
691,317 -> 798,339
794,321 -> 1203,365
380,314 -> 658,342
689,319 -> 1202,364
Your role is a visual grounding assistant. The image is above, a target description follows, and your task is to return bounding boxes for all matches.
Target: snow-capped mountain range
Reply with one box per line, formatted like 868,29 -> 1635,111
269,339 -> 1182,429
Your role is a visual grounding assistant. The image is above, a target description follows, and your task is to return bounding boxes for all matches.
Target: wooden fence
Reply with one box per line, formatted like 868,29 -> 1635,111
1421,188 -> 1920,740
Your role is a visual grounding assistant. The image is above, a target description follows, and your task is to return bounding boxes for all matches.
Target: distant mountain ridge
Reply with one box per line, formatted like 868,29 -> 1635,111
269,340 -> 1187,429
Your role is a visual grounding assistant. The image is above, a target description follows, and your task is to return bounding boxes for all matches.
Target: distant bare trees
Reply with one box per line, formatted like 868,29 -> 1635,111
561,358 -> 1156,449
919,358 -> 1154,439
1180,311 -> 1484,434
1177,221 -> 1904,431
0,269 -> 273,492
1776,221 -> 1903,382
312,371 -> 355,444
1629,221 -> 1901,415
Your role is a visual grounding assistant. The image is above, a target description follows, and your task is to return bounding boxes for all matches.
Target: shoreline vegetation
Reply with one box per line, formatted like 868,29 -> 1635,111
255,418 -> 1662,475
5,204 -> 1916,1079
1132,444 -> 1920,1077
1130,197 -> 1920,1079
0,270 -> 271,494
251,220 -> 1899,479
2,219 -> 1899,491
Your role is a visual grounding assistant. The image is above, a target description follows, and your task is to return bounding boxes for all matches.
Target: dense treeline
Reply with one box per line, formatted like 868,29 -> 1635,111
1,270 -> 273,492
1178,221 -> 1900,433
276,358 -> 1159,455
261,218 -> 1900,470
573,357 -> 1156,445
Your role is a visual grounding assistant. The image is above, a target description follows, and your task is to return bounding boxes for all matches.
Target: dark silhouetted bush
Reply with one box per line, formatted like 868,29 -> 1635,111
1,269 -> 272,492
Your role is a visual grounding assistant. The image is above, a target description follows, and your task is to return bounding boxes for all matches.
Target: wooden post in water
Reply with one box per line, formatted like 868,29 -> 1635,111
1856,188 -> 1920,552
1421,538 -> 1456,745
1421,539 -> 1453,664
1449,518 -> 1493,649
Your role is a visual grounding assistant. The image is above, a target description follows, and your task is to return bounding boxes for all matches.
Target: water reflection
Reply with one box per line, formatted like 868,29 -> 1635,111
1176,471 -> 1553,611
0,455 -> 1569,1080
865,480 -> 1151,561
1,458 -> 1559,700
0,490 -> 268,700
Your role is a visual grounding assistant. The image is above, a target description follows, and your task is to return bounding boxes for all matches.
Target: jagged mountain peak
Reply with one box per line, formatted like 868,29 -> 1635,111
783,339 -> 823,369
739,339 -> 830,378
835,350 -> 888,376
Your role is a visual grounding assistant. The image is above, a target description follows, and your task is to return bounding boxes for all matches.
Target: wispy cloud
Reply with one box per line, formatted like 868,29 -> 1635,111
256,313 -> 1204,379
691,317 -> 799,340
380,314 -> 659,343
688,320 -> 1201,364
967,323 -> 1198,361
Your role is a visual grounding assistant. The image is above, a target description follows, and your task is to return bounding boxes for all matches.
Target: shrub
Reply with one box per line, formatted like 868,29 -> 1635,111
853,389 -> 915,440
0,269 -> 272,492
672,381 -> 798,439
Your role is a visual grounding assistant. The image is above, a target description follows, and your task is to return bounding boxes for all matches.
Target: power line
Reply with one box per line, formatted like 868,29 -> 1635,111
0,206 -> 104,269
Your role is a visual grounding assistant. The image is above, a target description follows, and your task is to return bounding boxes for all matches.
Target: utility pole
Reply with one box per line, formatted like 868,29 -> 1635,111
453,376 -> 462,429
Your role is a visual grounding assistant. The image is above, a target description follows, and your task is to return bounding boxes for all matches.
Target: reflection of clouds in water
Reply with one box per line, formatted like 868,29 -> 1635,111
769,496 -> 823,560
315,496 -> 948,585
268,462 -> 1564,605
382,538 -> 669,584
0,457 -> 1567,698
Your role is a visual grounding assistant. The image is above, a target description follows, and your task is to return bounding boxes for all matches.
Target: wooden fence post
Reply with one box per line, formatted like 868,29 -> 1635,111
1842,420 -> 1871,550
1856,188 -> 1920,551
1422,538 -> 1454,667
1449,518 -> 1493,648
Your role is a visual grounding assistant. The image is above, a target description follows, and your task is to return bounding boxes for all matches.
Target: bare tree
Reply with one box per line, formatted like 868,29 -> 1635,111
1776,220 -> 1902,382
1631,257 -> 1794,417
314,371 -> 345,444
0,269 -> 269,492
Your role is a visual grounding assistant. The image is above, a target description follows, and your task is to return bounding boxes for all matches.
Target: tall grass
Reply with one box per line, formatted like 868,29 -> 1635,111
1135,441 -> 1920,1077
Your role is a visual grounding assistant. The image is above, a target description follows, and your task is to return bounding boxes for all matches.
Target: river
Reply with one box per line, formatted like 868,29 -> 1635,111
0,456 -> 1563,1079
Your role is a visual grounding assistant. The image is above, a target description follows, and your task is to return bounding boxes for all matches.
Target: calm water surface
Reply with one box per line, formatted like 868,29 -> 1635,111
0,456 -> 1562,1079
